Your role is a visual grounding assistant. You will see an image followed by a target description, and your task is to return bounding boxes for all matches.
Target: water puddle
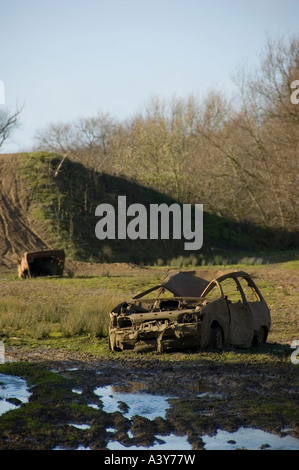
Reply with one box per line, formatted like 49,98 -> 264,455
1,369 -> 297,451
202,427 -> 299,450
94,381 -> 299,451
94,384 -> 171,420
68,423 -> 91,430
94,382 -> 193,450
0,373 -> 31,415
53,445 -> 91,450
107,433 -> 192,450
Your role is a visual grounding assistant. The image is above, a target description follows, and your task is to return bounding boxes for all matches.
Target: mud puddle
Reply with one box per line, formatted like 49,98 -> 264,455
107,433 -> 192,450
202,427 -> 299,450
91,377 -> 299,450
94,383 -> 192,449
1,355 -> 299,450
94,384 -> 172,419
0,373 -> 31,415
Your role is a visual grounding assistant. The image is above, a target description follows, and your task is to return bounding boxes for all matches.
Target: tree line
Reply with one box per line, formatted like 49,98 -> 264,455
7,35 -> 299,235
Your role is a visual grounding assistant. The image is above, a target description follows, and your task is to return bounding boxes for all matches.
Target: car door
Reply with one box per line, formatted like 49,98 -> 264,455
236,275 -> 271,343
220,276 -> 254,347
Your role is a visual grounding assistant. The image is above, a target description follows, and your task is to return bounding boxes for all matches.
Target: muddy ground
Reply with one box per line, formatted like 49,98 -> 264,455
0,261 -> 298,450
2,343 -> 299,451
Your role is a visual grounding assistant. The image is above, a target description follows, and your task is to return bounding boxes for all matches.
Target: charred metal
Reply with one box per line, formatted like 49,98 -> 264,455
109,271 -> 271,353
18,249 -> 65,278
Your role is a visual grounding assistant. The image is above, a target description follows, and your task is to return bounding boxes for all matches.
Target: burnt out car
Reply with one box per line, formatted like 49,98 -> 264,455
18,249 -> 65,278
109,271 -> 271,353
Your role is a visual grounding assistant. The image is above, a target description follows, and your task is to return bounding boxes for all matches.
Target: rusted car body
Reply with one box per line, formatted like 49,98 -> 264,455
18,249 -> 65,278
109,271 -> 271,352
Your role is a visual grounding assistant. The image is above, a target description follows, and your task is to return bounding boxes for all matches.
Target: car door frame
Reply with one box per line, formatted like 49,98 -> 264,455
218,275 -> 254,348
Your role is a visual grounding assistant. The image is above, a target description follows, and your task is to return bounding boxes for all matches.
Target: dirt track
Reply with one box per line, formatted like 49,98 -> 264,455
0,155 -> 48,268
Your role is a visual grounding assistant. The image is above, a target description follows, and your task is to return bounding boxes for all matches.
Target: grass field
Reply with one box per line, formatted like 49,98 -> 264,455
0,259 -> 298,362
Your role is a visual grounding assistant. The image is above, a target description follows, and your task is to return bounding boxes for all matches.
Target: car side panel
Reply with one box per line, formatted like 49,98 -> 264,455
248,300 -> 271,334
200,298 -> 230,349
227,302 -> 254,347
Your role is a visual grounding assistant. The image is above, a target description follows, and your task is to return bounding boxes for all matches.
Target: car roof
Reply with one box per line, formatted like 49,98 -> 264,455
132,270 -> 256,300
161,271 -> 209,297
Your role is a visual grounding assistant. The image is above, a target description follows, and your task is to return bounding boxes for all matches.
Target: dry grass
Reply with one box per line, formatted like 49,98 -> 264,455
0,261 -> 297,346
0,275 -> 123,339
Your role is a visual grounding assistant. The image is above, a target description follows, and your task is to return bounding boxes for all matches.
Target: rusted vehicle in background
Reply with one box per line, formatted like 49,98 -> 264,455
18,249 -> 65,278
109,271 -> 271,353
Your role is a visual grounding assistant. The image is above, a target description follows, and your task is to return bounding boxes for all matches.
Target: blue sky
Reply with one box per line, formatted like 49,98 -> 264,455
1,0 -> 299,152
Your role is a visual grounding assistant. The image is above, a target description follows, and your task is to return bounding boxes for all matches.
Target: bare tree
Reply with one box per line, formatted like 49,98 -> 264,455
34,121 -> 75,177
111,95 -> 200,201
0,105 -> 23,149
232,35 -> 299,229
192,35 -> 299,231
32,34 -> 299,234
34,112 -> 117,175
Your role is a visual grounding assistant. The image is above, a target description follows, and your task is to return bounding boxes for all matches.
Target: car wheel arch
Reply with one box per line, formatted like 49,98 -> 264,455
208,320 -> 225,349
253,325 -> 268,346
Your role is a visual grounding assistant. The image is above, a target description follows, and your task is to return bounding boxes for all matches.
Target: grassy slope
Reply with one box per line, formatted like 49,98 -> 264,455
17,152 -> 298,265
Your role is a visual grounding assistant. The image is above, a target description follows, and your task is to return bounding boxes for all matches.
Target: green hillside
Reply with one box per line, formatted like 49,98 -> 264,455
16,152 -> 297,265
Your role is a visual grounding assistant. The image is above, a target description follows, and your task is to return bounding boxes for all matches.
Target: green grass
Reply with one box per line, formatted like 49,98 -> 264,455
0,260 -> 297,365
0,268 -> 163,342
0,291 -> 122,340
0,274 -> 125,340
281,259 -> 299,269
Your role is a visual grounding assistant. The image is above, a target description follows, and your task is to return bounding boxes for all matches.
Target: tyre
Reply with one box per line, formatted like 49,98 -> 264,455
253,326 -> 267,346
209,323 -> 224,349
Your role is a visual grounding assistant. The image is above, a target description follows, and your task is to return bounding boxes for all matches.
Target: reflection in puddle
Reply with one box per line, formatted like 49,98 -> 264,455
2,370 -> 297,451
68,423 -> 91,430
53,445 -> 91,450
95,381 -> 299,451
94,384 -> 171,420
108,433 -> 192,450
203,427 -> 299,450
0,373 -> 31,416
95,383 -> 192,450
